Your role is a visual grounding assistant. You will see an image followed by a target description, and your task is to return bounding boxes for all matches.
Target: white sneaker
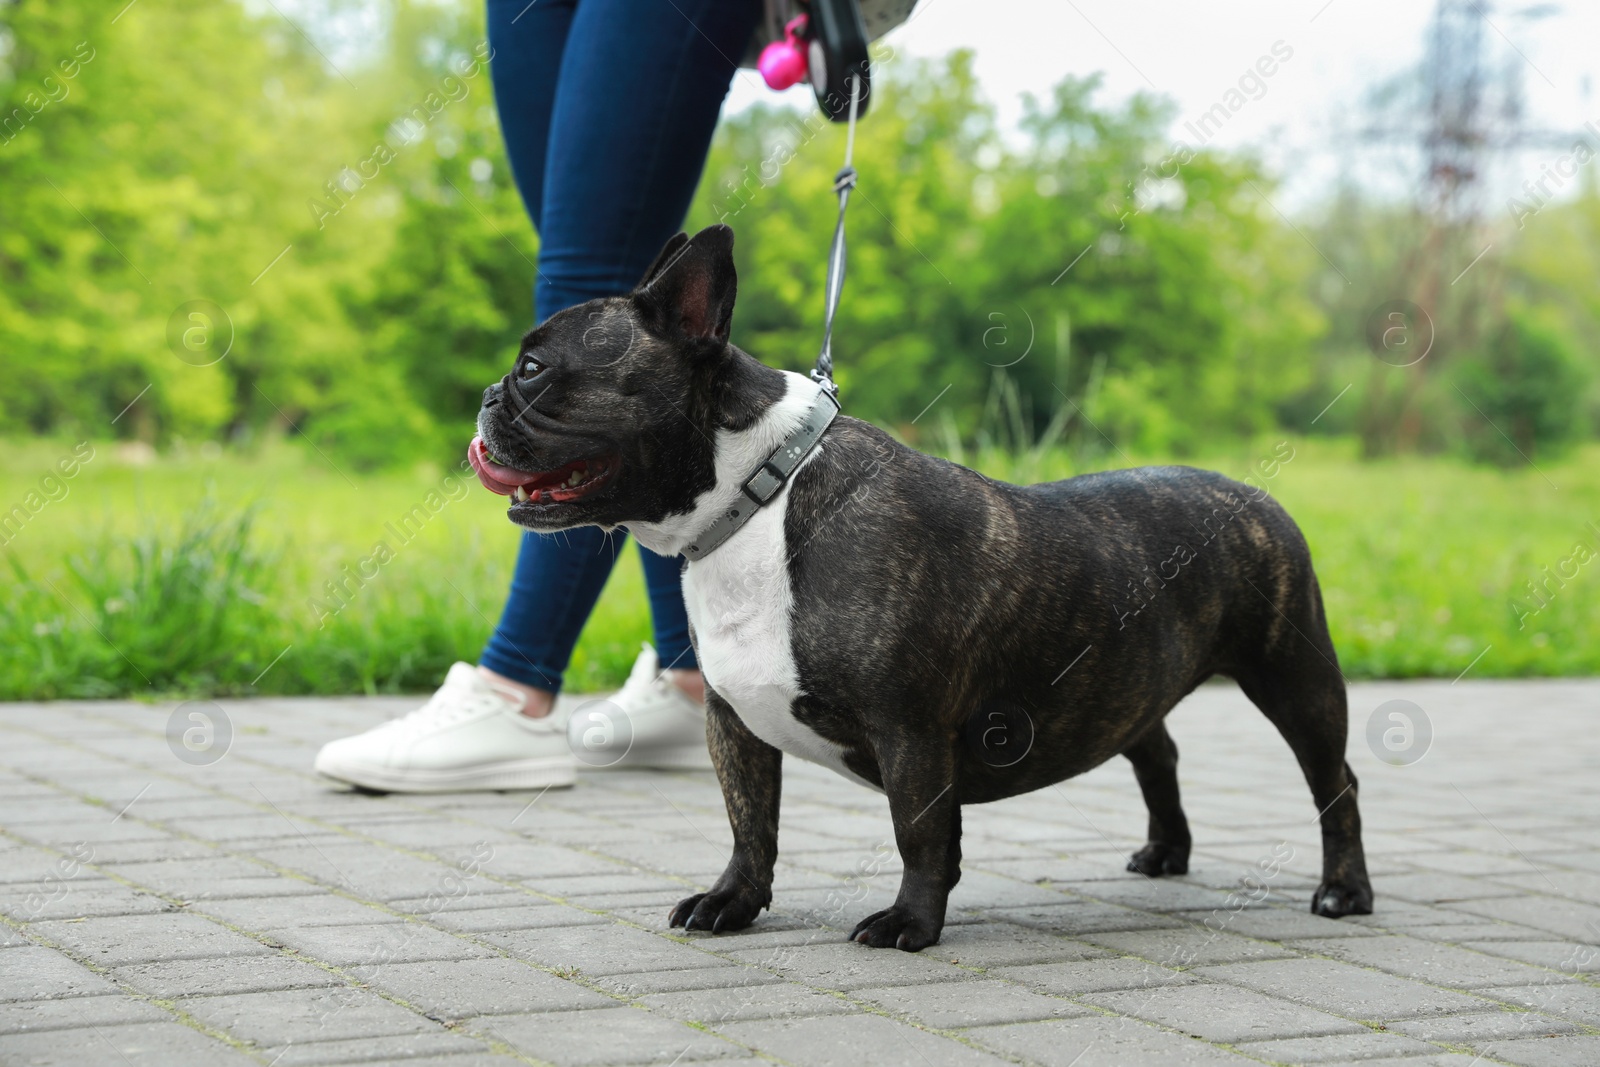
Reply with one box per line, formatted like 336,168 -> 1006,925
314,663 -> 577,793
570,644 -> 711,770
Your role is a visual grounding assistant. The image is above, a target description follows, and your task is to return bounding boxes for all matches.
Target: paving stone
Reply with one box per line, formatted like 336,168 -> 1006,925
1369,872 -> 1522,904
432,902 -> 610,934
5,684 -> 1600,1065
592,966 -> 786,997
8,819 -> 174,848
1385,1009 -> 1581,1042
109,954 -> 344,998
1478,982 -> 1600,1025
87,844 -> 248,870
1173,906 -> 1380,941
478,843 -> 636,880
854,978 -> 1090,1028
103,856 -> 274,896
988,901 -> 1186,936
0,883 -> 173,922
0,992 -> 167,1033
525,872 -> 692,900
256,1032 -> 497,1066
1464,940 -> 1600,973
965,1014 -> 1261,1065
718,940 -> 977,991
1405,922 -> 1554,943
0,944 -> 121,1000
0,845 -> 111,886
30,912 -> 275,967
921,922 -> 1113,968
486,923 -> 724,977
267,921 -> 496,968
640,981 -> 856,1022
192,893 -> 401,930
178,986 -> 445,1045
1490,1035 -> 1600,1067
1312,1055 -> 1498,1066
0,1020 -> 259,1065
1445,896 -> 1600,943
252,843 -> 487,902
993,956 -> 1200,995
385,891 -> 531,916
472,1006 -> 739,1065
1049,876 -> 1274,913
170,876 -> 332,901
366,957 -> 615,1018
716,1012 -> 1013,1066
1234,1030 -> 1444,1062
1490,870 -> 1600,907
1082,926 -> 1298,967
1083,982 -> 1366,1042
1348,899 -> 1504,930
1291,934 -> 1574,989
1198,958 -> 1495,1020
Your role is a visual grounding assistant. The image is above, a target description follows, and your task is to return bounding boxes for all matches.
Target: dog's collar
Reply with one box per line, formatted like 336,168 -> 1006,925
680,384 -> 840,562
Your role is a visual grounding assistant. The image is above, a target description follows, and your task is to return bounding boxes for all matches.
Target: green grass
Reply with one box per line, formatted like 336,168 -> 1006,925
1,435 -> 1595,700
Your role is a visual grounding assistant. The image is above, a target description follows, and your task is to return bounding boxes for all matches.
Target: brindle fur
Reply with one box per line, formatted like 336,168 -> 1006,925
476,225 -> 1373,953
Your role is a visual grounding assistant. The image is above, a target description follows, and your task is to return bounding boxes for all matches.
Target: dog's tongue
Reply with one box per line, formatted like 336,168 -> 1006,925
468,437 -> 543,496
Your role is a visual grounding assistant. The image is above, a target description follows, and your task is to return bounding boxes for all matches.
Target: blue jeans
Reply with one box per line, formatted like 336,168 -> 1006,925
477,0 -> 762,692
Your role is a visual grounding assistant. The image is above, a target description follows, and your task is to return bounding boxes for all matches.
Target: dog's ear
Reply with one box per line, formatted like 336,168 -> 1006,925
634,225 -> 737,345
638,231 -> 690,288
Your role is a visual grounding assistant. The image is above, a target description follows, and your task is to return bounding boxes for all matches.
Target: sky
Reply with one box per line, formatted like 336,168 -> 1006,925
725,0 -> 1600,212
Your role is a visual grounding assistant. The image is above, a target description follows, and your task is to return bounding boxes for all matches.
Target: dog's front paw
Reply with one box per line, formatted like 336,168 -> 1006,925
1310,879 -> 1373,918
669,886 -> 767,934
849,905 -> 942,952
1127,842 -> 1189,876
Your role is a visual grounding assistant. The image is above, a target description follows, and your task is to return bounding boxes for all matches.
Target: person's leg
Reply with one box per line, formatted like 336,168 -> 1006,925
535,0 -> 761,315
639,545 -> 703,702
485,0 -> 572,234
478,0 -> 628,713
535,0 -> 762,693
480,526 -> 628,700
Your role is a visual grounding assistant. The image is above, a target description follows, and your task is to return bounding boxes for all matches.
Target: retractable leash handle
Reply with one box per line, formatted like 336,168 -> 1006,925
755,2 -> 871,401
807,0 -> 872,122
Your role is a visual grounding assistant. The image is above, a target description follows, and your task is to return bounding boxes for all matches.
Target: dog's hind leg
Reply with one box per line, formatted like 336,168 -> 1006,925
850,727 -> 960,952
1123,721 -> 1192,876
1233,611 -> 1373,918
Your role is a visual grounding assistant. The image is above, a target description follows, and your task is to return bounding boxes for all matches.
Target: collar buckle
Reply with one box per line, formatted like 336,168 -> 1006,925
742,461 -> 787,504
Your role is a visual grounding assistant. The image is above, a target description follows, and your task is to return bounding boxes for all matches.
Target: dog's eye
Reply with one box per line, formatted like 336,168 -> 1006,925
517,356 -> 546,382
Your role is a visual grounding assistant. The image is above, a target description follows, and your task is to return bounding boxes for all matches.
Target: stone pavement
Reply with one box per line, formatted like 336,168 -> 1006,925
1,680 -> 1598,1067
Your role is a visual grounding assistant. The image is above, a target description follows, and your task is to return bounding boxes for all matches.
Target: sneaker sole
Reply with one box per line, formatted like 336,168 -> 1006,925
313,754 -> 577,794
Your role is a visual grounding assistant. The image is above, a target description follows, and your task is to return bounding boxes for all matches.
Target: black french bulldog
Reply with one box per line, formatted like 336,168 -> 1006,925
471,224 -> 1372,951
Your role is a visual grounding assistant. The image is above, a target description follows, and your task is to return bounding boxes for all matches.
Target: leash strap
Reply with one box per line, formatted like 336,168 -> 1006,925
680,384 -> 840,562
682,76 -> 859,562
810,73 -> 862,400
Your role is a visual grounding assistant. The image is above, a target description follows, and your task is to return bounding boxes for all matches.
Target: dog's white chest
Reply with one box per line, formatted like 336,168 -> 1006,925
631,370 -> 873,788
682,501 -> 864,782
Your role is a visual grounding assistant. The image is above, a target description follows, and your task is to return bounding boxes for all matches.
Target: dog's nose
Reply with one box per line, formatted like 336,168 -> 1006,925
482,381 -> 503,409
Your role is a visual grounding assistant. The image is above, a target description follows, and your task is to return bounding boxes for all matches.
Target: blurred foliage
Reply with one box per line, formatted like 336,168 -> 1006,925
3,2 -> 1595,466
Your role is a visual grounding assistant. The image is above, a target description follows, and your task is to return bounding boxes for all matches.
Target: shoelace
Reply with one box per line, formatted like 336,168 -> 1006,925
389,680 -> 508,734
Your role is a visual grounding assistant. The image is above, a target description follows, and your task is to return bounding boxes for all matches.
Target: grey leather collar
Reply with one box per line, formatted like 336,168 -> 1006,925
680,385 -> 840,562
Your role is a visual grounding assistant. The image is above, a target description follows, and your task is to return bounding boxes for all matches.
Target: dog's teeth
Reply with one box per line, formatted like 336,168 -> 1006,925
512,486 -> 529,503
568,471 -> 582,486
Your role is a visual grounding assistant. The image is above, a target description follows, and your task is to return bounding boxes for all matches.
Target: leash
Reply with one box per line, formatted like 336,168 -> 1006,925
809,73 -> 862,401
680,74 -> 863,562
